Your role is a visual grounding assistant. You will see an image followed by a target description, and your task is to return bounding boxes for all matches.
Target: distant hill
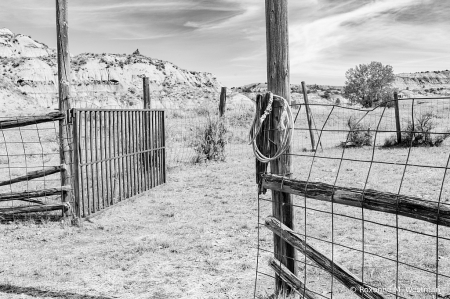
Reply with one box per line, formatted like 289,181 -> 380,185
233,70 -> 450,105
0,27 -> 222,112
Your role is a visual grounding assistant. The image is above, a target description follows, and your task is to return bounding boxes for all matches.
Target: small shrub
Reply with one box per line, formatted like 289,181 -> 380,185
383,113 -> 450,147
343,116 -> 373,147
190,114 -> 228,163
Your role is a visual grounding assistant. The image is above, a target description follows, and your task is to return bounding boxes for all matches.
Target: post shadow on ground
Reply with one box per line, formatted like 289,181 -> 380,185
0,284 -> 115,299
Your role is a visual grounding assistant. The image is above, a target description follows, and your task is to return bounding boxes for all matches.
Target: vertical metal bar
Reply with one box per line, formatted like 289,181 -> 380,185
100,111 -> 105,209
151,111 -> 156,188
106,111 -> 110,206
126,111 -> 131,198
162,111 -> 166,184
112,111 -> 117,203
136,111 -> 141,194
72,110 -> 81,218
117,111 -> 122,201
89,111 -> 95,213
131,111 -> 135,196
84,111 -> 90,216
119,111 -> 124,200
109,111 -> 113,205
138,111 -> 143,193
78,111 -> 85,217
156,111 -> 161,186
95,111 -> 100,211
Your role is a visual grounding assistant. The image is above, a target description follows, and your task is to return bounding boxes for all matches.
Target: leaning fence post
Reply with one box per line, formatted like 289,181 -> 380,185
143,77 -> 151,109
266,0 -> 298,295
219,87 -> 227,117
301,81 -> 316,152
56,0 -> 73,218
394,92 -> 402,144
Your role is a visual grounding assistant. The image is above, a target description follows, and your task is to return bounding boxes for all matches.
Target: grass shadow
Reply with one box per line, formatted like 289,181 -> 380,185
0,284 -> 115,299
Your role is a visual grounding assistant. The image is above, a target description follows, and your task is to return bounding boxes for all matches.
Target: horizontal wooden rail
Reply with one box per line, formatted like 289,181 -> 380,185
0,112 -> 65,130
0,166 -> 63,187
268,258 -> 318,299
0,203 -> 70,215
265,217 -> 385,299
262,174 -> 450,227
0,186 -> 71,202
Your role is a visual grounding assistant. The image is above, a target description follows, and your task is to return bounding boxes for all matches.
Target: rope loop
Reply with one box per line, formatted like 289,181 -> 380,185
249,92 -> 294,163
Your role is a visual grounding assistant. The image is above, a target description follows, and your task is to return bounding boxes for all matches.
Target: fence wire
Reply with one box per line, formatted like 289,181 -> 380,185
0,114 -> 65,222
254,97 -> 450,299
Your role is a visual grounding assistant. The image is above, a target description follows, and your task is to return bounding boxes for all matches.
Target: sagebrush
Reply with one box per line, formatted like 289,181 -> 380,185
190,114 -> 228,163
343,116 -> 373,147
384,112 -> 450,147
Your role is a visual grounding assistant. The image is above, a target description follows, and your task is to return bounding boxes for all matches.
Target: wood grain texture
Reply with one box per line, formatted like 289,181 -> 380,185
0,112 -> 65,130
266,0 -> 297,290
301,81 -> 316,151
268,258 -> 319,299
394,92 -> 402,144
266,217 -> 385,299
262,174 -> 450,227
0,203 -> 70,215
0,166 -> 62,187
219,87 -> 227,117
143,77 -> 151,109
255,94 -> 270,194
0,186 -> 71,202
56,0 -> 73,215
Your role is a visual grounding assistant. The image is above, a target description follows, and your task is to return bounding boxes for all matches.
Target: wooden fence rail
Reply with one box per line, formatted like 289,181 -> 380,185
262,174 -> 450,227
0,112 -> 65,130
0,166 -> 63,187
266,217 -> 385,299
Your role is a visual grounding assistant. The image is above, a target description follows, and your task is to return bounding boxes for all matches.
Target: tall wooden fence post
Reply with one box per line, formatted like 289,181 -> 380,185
143,77 -> 151,109
219,87 -> 227,117
56,0 -> 73,218
266,0 -> 298,295
394,92 -> 402,144
301,81 -> 316,151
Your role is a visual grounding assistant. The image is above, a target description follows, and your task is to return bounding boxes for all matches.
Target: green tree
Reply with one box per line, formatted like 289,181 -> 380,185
343,62 -> 395,107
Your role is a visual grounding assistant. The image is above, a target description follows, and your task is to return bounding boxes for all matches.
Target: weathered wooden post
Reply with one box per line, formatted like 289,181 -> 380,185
219,87 -> 227,117
142,77 -> 150,176
56,0 -> 73,217
143,77 -> 151,109
394,92 -> 402,144
266,0 -> 298,294
301,81 -> 316,151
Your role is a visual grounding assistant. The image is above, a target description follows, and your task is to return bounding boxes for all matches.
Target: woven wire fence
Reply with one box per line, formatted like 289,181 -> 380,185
254,97 -> 450,299
0,113 -> 67,222
165,102 -> 255,166
27,90 -> 256,167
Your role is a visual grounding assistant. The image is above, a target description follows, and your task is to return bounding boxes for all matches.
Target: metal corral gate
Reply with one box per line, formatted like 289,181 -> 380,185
71,109 -> 166,218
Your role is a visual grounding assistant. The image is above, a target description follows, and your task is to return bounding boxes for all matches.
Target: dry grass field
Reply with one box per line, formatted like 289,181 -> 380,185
1,99 -> 450,299
0,149 -> 259,299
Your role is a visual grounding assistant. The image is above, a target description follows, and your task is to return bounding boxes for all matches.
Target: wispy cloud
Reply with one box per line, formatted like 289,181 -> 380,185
0,0 -> 449,86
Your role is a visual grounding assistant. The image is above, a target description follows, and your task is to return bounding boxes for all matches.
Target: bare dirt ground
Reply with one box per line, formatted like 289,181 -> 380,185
0,152 -> 258,299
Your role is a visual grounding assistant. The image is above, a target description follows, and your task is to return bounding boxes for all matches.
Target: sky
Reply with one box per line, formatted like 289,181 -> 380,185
1,0 -> 449,87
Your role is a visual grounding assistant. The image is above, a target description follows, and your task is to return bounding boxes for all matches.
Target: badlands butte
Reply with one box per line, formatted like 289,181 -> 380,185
0,27 -> 449,115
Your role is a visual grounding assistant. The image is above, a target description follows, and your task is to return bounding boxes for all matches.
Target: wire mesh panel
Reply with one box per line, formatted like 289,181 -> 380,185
72,109 -> 166,218
0,113 -> 68,222
254,97 -> 450,299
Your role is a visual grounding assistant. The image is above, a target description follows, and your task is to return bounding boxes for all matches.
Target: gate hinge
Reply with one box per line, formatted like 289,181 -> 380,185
67,108 -> 75,124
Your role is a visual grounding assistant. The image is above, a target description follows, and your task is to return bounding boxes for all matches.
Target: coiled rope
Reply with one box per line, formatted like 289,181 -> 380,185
249,92 -> 294,163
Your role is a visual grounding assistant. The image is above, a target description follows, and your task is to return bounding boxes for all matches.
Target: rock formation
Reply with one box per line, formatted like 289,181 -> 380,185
0,28 -> 222,112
